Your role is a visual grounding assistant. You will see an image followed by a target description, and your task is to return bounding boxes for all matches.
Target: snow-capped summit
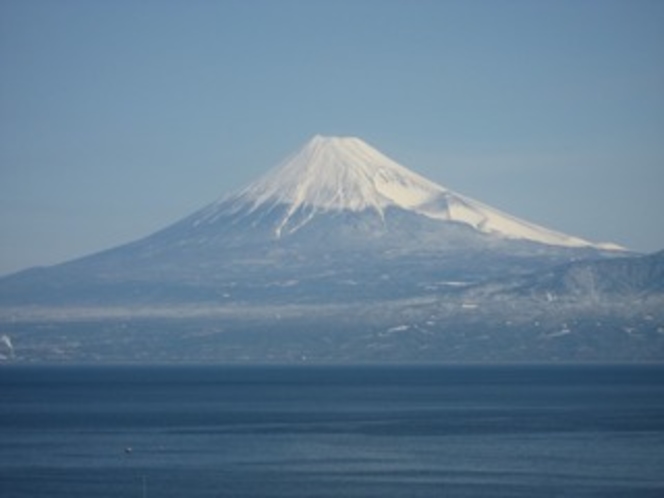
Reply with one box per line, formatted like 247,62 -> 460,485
206,135 -> 616,249
236,135 -> 445,214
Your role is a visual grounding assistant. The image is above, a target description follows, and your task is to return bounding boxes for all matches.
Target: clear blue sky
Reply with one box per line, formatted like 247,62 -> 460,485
1,0 -> 663,275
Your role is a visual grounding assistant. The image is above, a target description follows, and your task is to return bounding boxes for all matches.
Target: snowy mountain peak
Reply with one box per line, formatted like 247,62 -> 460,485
208,135 -> 619,249
236,135 -> 448,215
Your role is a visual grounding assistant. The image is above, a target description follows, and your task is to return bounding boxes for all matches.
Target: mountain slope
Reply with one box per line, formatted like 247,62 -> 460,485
516,249 -> 664,298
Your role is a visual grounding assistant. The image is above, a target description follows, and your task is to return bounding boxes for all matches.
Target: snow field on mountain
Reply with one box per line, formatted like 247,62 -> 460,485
214,135 -> 613,249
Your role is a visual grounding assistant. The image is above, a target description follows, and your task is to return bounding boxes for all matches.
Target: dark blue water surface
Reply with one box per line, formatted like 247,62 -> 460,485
1,364 -> 663,497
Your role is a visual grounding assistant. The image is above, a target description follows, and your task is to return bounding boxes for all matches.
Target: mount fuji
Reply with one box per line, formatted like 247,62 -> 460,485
1,136 -> 661,363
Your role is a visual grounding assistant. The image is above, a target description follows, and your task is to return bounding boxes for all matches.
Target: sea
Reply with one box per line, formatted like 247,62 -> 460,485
1,364 -> 663,497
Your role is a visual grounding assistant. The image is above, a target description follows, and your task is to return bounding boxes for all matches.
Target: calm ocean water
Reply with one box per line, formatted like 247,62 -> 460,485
1,364 -> 663,497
